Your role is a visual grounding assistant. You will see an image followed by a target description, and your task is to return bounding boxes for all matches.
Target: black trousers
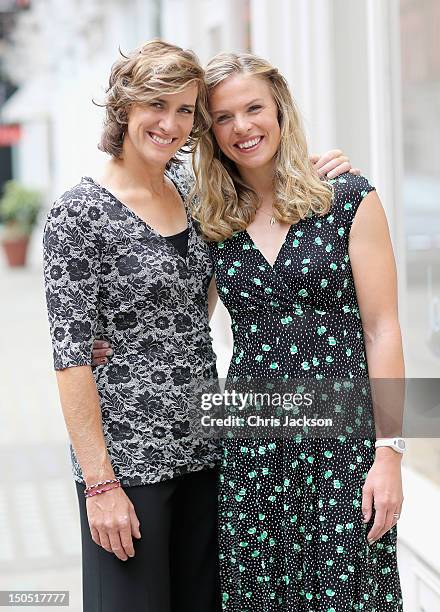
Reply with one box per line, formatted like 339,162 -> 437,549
75,468 -> 221,612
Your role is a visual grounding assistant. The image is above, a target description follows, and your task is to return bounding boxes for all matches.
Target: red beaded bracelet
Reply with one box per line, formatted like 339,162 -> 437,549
84,482 -> 121,498
84,478 -> 119,493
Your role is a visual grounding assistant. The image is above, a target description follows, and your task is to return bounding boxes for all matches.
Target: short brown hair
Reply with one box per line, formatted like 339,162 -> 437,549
97,39 -> 211,166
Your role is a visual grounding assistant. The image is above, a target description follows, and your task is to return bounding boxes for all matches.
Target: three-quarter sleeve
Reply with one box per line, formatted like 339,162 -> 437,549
43,191 -> 102,370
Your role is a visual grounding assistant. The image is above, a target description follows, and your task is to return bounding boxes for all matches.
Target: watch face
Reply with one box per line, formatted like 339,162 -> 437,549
397,439 -> 405,449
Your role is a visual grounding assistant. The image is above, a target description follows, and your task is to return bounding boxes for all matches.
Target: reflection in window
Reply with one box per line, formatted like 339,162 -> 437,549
400,0 -> 440,376
400,0 -> 440,487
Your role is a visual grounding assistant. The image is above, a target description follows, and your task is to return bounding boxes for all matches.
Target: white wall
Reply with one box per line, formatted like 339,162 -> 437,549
49,0 -> 160,197
14,121 -> 51,191
398,466 -> 440,609
250,0 -> 336,154
332,0 -> 371,175
4,0 -> 160,200
161,0 -> 248,63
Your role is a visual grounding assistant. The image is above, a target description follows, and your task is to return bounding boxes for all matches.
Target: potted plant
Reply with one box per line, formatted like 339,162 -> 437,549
0,180 -> 42,267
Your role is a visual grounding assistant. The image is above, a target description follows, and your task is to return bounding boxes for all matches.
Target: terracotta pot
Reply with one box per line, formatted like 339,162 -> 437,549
1,236 -> 30,267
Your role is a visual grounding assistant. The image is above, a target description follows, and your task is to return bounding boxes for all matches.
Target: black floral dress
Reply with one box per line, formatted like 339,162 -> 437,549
208,174 -> 403,611
43,170 -> 219,486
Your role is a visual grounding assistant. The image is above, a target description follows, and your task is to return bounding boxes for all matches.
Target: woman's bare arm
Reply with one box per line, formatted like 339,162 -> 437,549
56,366 -> 114,483
56,365 -> 141,561
349,190 -> 405,545
350,191 -> 404,378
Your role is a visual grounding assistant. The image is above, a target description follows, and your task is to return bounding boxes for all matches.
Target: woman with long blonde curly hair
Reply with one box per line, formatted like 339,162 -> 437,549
193,53 -> 333,242
192,52 -> 404,611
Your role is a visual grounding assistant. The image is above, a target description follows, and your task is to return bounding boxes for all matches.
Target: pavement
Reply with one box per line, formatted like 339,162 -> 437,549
1,232 -> 439,611
0,241 -> 82,611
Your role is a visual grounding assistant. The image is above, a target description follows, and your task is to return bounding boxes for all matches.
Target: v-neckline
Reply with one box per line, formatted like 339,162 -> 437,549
83,175 -> 193,263
244,224 -> 293,269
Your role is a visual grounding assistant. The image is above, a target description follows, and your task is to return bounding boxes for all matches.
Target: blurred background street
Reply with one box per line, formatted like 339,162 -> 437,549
0,255 -> 82,609
1,0 -> 440,610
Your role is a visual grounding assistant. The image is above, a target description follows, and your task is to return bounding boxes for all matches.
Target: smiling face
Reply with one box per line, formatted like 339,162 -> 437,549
209,73 -> 281,175
124,82 -> 198,166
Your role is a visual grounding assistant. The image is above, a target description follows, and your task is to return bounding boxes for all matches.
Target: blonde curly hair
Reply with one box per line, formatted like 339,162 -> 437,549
192,52 -> 333,241
97,39 -> 211,167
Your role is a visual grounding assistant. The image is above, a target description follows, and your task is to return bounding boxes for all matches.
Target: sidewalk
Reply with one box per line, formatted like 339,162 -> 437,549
0,251 -> 82,610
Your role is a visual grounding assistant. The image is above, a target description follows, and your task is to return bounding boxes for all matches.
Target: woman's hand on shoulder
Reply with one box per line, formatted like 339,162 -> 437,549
310,149 -> 360,179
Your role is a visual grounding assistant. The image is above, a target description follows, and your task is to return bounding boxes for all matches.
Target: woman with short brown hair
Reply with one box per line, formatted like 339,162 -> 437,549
44,40 -> 220,612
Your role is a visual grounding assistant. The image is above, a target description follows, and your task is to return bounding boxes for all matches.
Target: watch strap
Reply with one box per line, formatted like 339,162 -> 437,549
374,438 -> 406,453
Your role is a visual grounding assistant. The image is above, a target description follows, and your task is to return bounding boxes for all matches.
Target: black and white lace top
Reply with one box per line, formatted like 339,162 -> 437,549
43,167 -> 219,486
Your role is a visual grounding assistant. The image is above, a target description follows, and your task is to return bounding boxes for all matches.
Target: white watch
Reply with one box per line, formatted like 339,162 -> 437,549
374,438 -> 406,454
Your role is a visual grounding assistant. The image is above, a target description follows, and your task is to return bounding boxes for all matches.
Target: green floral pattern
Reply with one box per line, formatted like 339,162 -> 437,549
209,174 -> 403,611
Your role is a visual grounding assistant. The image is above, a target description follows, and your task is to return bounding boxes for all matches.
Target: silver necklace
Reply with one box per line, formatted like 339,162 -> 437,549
258,208 -> 278,226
